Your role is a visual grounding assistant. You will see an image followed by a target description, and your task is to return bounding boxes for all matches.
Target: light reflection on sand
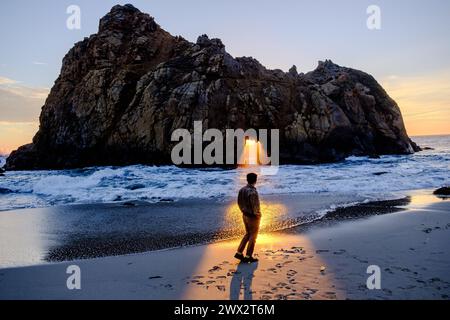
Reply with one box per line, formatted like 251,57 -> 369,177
398,190 -> 449,211
182,197 -> 341,300
222,201 -> 288,232
0,209 -> 50,268
181,231 -> 341,300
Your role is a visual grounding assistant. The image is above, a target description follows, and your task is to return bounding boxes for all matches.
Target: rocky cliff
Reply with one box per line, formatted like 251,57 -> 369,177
5,4 -> 419,170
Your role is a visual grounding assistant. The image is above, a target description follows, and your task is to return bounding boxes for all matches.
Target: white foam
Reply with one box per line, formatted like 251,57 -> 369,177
0,136 -> 449,211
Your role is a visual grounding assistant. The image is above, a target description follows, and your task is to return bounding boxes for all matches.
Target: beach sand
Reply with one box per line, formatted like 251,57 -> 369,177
0,190 -> 449,300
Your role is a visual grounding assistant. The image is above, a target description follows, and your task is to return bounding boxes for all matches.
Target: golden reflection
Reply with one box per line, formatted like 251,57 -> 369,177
408,191 -> 449,207
181,231 -> 342,300
223,201 -> 288,232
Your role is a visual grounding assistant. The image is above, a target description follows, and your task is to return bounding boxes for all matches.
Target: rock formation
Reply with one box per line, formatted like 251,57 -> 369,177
434,187 -> 450,196
5,4 -> 419,170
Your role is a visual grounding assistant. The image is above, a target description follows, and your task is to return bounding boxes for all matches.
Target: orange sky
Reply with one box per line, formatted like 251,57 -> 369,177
381,70 -> 450,138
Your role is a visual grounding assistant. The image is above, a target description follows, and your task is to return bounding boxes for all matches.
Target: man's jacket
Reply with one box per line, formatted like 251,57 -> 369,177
237,184 -> 261,217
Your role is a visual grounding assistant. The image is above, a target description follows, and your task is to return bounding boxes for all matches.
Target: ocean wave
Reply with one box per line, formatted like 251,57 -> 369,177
0,136 -> 449,211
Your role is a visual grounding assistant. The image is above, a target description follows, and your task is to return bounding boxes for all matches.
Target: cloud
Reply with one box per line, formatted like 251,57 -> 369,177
32,61 -> 48,66
0,76 -> 50,122
0,76 -> 19,85
381,70 -> 450,135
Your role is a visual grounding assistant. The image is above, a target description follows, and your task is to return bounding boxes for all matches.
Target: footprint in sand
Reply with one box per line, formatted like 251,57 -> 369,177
208,266 -> 221,273
324,292 -> 337,299
276,282 -> 288,287
305,288 -> 318,294
384,268 -> 394,274
301,292 -> 312,300
287,270 -> 298,277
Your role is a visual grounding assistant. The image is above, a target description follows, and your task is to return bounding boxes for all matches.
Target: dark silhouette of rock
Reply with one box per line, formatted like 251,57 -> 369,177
289,65 -> 298,77
126,183 -> 146,191
434,187 -> 450,196
373,172 -> 388,176
5,4 -> 419,170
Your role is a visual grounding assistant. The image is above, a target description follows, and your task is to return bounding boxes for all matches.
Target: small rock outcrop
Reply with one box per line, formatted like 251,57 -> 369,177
5,4 -> 419,170
434,187 -> 450,196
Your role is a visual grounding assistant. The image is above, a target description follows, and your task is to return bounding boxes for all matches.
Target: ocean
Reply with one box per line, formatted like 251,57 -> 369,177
0,135 -> 449,212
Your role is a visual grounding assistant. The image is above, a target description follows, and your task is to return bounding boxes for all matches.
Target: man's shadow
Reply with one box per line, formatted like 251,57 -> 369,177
229,262 -> 259,300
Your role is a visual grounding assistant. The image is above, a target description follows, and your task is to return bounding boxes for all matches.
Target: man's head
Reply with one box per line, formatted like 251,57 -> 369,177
247,173 -> 258,186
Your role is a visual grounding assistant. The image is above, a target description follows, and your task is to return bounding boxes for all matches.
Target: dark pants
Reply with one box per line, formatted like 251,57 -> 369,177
237,215 -> 261,257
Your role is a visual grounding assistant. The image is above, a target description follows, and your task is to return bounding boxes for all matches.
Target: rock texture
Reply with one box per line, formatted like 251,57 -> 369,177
6,4 -> 419,170
434,187 -> 450,196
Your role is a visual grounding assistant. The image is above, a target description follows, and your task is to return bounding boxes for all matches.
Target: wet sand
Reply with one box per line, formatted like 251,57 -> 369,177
0,192 -> 369,267
0,190 -> 449,300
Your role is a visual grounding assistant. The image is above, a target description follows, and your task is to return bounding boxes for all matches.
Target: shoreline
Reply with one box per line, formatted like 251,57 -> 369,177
0,191 -> 379,267
0,189 -> 438,266
0,189 -> 449,299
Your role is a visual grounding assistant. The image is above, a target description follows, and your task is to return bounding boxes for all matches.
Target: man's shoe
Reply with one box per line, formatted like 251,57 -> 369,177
234,252 -> 245,261
243,256 -> 259,263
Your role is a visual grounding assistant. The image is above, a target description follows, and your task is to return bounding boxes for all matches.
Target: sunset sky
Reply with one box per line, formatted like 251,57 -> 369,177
0,0 -> 449,154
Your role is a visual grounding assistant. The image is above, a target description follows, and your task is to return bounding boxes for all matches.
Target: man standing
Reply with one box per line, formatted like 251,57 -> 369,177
235,173 -> 261,263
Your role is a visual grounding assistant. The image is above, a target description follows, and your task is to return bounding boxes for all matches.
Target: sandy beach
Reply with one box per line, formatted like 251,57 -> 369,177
0,190 -> 448,300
